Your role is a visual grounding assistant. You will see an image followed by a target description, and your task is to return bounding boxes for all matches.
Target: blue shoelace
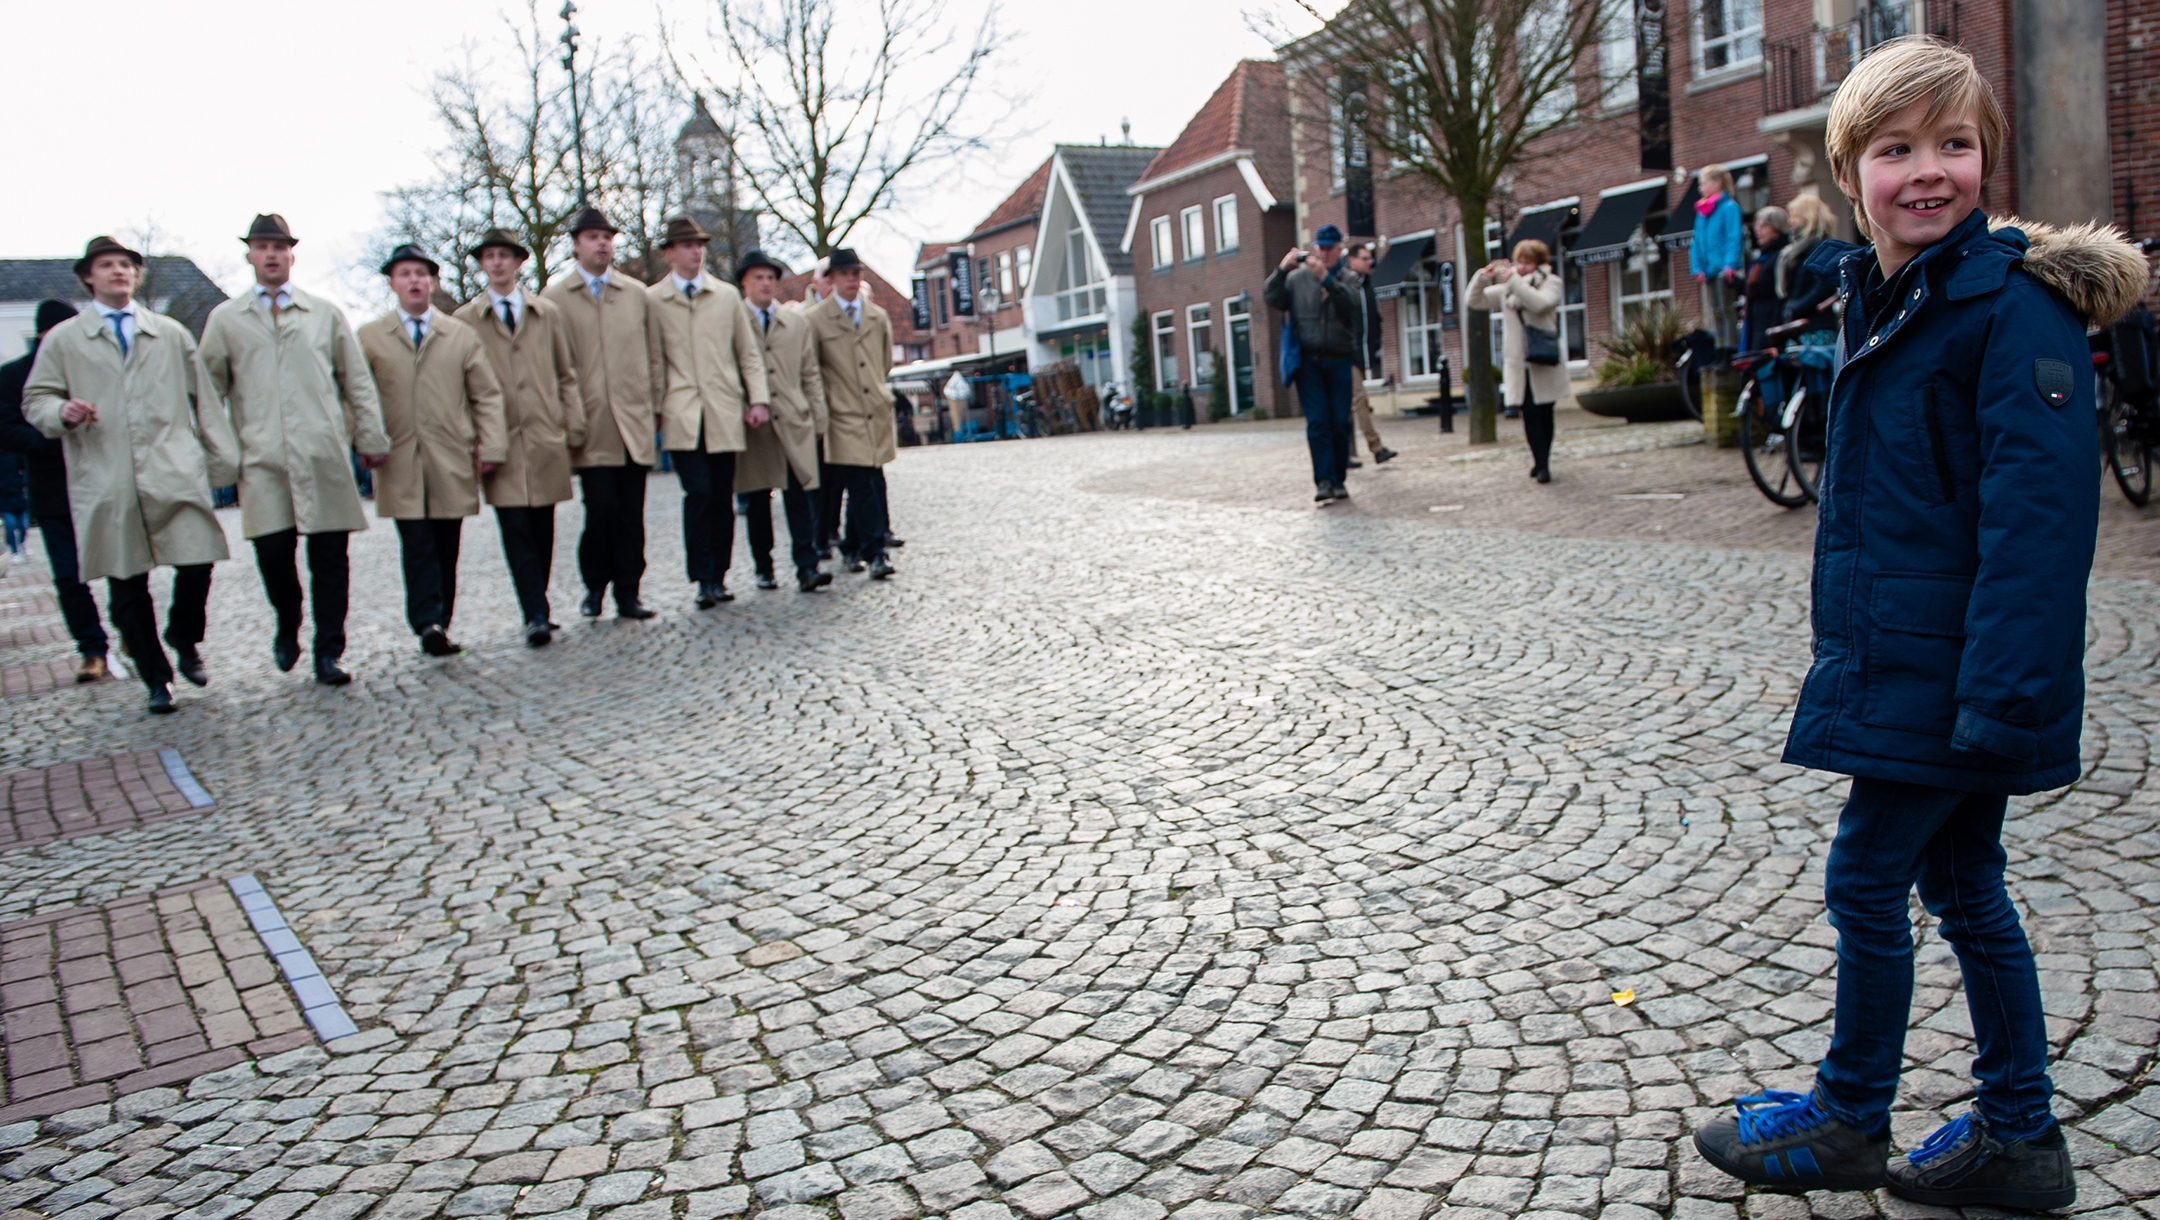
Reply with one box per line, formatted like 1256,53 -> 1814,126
1908,1113 -> 1981,1165
1734,1090 -> 1831,1144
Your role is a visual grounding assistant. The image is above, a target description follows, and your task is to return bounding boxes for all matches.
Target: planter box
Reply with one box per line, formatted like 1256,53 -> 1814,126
1577,382 -> 1692,423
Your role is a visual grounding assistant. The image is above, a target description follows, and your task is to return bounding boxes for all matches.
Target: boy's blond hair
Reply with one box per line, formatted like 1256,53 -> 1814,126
1826,36 -> 2005,238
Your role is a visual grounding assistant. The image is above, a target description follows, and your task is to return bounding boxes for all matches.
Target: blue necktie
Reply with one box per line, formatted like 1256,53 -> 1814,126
111,314 -> 129,356
411,319 -> 425,349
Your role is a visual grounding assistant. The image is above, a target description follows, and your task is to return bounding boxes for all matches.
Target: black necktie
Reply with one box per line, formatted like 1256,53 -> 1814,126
501,300 -> 517,333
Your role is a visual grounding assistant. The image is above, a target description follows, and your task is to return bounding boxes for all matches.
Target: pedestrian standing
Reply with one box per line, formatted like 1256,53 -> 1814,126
541,208 -> 664,622
807,248 -> 896,579
1742,205 -> 1791,349
455,229 -> 584,647
1262,223 -> 1360,503
1778,194 -> 1843,335
0,301 -> 109,680
356,245 -> 508,658
24,237 -> 240,714
1690,39 -> 2149,1210
649,216 -> 770,609
198,215 -> 391,686
734,249 -> 832,593
1464,241 -> 1567,483
1341,242 -> 1397,467
1691,163 -> 1746,350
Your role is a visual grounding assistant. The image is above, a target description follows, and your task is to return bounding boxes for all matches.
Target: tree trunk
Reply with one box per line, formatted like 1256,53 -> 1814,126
1460,195 -> 1498,443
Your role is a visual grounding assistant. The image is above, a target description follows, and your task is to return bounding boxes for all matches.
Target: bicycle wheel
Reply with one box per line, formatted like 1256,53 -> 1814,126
1674,356 -> 1703,421
1740,380 -> 1809,508
1786,385 -> 1827,503
2100,380 -> 2155,507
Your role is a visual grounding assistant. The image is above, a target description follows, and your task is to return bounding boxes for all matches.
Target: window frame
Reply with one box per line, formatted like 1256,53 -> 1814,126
1180,206 -> 1205,264
1213,196 -> 1240,254
1399,260 -> 1448,381
1692,0 -> 1764,75
932,271 -> 949,326
995,249 -> 1014,297
1186,302 -> 1215,387
1151,310 -> 1179,391
1611,222 -> 1677,331
1150,216 -> 1173,270
1015,244 -> 1032,289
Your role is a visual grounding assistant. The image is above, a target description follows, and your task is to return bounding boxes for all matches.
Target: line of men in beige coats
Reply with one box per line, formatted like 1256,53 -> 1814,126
24,214 -> 898,713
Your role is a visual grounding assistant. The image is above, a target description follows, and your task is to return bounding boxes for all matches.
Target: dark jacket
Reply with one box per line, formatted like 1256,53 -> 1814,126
0,343 -> 68,519
1783,209 -> 2148,794
1264,261 -> 1359,361
1742,236 -> 1787,346
1778,232 -> 1839,334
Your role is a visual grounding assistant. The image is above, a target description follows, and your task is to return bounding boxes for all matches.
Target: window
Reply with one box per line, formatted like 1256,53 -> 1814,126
1214,197 -> 1239,253
1152,311 -> 1179,390
1015,244 -> 1032,289
1187,303 -> 1215,387
1613,224 -> 1675,330
977,258 -> 992,301
1150,217 -> 1173,270
1599,5 -> 1639,111
1055,219 -> 1106,322
932,272 -> 949,326
995,250 -> 1014,297
1560,229 -> 1587,364
1400,260 -> 1448,379
1694,0 -> 1762,73
1329,92 -> 1347,191
1524,0 -> 1572,127
1181,207 -> 1205,262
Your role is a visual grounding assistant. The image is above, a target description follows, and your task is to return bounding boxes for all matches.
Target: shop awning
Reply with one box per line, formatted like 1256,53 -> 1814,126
1570,182 -> 1668,264
1368,236 -> 1435,300
1504,201 -> 1578,260
1660,177 -> 1701,247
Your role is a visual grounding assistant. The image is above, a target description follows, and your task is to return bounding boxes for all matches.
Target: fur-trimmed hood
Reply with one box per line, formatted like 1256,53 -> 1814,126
1989,216 -> 2150,328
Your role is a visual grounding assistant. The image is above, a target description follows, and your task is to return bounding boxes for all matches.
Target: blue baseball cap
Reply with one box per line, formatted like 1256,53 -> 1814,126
1313,224 -> 1344,247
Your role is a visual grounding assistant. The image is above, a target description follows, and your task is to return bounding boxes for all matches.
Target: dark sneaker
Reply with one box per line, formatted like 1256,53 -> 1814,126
174,647 -> 209,687
1694,1089 -> 1887,1192
1315,482 -> 1334,503
1886,1113 -> 2075,1211
1375,448 -> 1398,463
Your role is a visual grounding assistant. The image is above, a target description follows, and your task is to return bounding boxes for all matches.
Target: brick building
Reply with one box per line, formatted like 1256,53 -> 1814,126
1126,60 -> 1300,419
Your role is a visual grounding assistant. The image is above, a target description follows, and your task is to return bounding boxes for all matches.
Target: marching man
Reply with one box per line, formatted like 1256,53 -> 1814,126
198,214 -> 390,686
456,229 -> 583,646
807,248 -> 896,580
25,236 -> 240,713
733,249 -> 830,592
648,216 -> 769,608
540,208 -> 664,621
356,244 -> 507,658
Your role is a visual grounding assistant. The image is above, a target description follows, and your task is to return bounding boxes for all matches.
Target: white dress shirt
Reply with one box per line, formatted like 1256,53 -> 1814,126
672,272 -> 708,298
255,282 -> 295,313
398,306 -> 435,349
487,287 -> 525,329
836,294 -> 862,326
578,266 -> 609,299
95,301 -> 138,351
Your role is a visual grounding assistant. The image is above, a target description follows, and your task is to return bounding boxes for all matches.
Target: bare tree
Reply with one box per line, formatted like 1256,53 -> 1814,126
673,0 -> 1009,259
1271,0 -> 1628,442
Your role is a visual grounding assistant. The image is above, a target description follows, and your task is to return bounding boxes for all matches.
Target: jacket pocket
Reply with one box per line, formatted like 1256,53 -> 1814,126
1857,572 -> 1971,734
1922,385 -> 1957,503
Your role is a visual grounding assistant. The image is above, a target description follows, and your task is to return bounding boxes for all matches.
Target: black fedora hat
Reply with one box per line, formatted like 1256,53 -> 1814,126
241,213 -> 298,245
468,228 -> 531,261
826,247 -> 864,272
74,235 -> 144,279
735,249 -> 785,281
659,216 -> 711,248
568,208 -> 620,237
379,243 -> 441,277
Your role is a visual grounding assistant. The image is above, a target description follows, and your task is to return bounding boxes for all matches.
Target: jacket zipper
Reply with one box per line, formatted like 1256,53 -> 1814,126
1922,384 -> 1957,504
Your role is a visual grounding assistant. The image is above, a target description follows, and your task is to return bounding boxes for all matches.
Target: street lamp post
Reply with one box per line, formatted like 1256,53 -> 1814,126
560,1 -> 589,209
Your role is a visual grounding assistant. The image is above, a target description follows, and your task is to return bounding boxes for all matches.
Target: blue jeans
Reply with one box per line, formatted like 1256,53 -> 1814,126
1816,777 -> 2053,1138
2,510 -> 26,553
1296,357 -> 1355,487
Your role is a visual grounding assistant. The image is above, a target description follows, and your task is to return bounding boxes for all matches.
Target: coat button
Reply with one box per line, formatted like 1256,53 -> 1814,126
1867,335 -> 1880,346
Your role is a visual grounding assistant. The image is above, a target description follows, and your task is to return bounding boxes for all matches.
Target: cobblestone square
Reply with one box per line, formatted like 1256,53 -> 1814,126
0,421 -> 2153,1220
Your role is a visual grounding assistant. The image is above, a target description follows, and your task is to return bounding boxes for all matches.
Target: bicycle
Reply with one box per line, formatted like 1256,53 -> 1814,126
2092,301 -> 2159,507
1669,329 -> 1713,423
1731,318 -> 1835,508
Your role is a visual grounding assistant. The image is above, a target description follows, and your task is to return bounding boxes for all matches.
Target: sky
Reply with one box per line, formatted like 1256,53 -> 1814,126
5,0 -> 1304,317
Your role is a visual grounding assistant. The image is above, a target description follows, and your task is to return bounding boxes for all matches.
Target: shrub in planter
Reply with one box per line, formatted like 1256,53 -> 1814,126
1594,304 -> 1685,389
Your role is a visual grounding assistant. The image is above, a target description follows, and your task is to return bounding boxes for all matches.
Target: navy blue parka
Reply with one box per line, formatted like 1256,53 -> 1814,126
1783,208 -> 2109,794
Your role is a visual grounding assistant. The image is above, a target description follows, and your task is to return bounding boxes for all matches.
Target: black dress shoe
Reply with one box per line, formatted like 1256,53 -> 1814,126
616,601 -> 656,620
798,570 -> 833,592
580,590 -> 604,618
1375,448 -> 1398,464
868,557 -> 896,580
272,639 -> 300,673
1315,482 -> 1334,503
525,621 -> 553,647
147,684 -> 175,714
756,573 -> 779,590
816,545 -> 835,561
845,557 -> 866,573
314,656 -> 352,686
175,647 -> 208,687
1535,467 -> 1551,484
695,583 -> 718,609
1346,458 -> 1364,468
1332,483 -> 1351,499
885,534 -> 906,548
419,625 -> 458,657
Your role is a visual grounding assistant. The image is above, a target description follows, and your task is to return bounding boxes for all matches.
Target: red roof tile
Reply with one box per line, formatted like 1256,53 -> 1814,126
966,157 -> 1053,238
1137,61 -> 1291,200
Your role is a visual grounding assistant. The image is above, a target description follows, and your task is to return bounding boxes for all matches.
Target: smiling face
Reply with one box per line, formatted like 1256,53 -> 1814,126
1838,96 -> 1985,277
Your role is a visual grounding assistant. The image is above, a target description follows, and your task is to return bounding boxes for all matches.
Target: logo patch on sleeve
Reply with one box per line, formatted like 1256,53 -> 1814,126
2034,359 -> 2073,407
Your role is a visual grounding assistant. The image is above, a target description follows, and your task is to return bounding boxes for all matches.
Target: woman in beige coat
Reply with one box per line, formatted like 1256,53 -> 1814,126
1466,239 -> 1568,482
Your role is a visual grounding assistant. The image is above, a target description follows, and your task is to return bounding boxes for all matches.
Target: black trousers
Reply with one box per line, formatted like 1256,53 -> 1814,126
1520,400 -> 1556,473
674,447 -> 736,585
496,505 -> 555,625
830,463 -> 889,564
37,515 -> 108,657
252,528 -> 350,659
108,565 -> 211,690
736,464 -> 822,582
815,440 -> 842,553
395,518 -> 463,634
576,463 -> 647,608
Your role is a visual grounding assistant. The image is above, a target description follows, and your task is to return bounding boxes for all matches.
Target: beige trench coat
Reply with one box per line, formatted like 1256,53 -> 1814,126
198,286 -> 391,540
540,271 -> 664,468
356,311 -> 507,520
454,294 -> 584,508
1465,264 -> 1571,407
24,307 -> 239,582
648,276 -> 768,454
735,305 -> 824,493
808,296 -> 895,467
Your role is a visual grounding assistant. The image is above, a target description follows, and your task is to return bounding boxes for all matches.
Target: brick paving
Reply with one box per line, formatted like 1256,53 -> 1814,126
0,427 -> 2150,1219
0,749 -> 212,853
0,622 -> 71,653
0,659 -> 91,701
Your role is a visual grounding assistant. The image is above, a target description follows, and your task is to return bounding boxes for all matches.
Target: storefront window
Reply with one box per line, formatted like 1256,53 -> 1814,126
1400,263 -> 1447,379
1187,303 -> 1214,387
1613,225 -> 1675,329
1152,311 -> 1178,390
